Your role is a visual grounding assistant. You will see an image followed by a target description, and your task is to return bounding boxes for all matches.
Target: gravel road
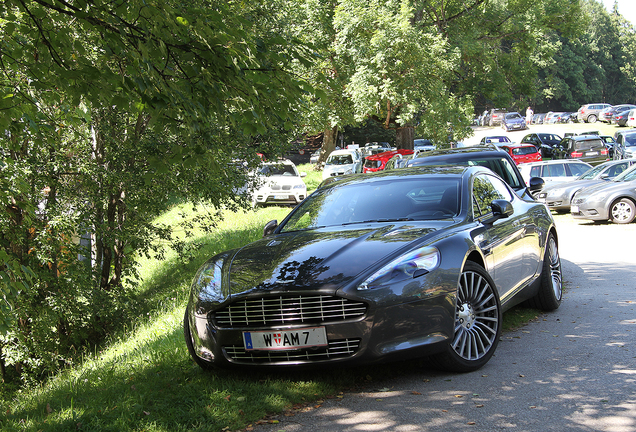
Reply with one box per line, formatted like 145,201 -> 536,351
253,213 -> 636,432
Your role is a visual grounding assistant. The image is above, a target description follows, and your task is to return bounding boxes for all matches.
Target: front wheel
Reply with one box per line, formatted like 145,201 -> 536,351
610,198 -> 636,224
429,262 -> 502,372
526,233 -> 562,310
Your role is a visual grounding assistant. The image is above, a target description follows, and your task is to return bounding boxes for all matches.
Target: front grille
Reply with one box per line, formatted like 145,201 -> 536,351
214,295 -> 367,327
270,185 -> 292,191
224,338 -> 361,364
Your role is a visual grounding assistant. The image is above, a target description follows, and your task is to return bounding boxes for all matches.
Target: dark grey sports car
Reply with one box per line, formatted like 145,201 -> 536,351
185,166 -> 562,372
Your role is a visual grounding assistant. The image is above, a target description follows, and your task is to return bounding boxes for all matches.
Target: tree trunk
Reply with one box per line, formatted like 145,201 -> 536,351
395,126 -> 415,150
318,125 -> 339,165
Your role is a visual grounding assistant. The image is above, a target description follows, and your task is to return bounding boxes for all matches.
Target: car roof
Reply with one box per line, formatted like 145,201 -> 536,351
518,159 -> 591,167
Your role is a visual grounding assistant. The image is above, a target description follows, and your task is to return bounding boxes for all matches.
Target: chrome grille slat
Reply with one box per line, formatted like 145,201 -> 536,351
214,295 -> 367,327
224,339 -> 361,363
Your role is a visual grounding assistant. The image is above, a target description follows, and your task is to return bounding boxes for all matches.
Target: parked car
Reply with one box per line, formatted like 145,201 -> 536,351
252,160 -> 307,207
576,103 -> 612,123
626,109 -> 636,128
384,152 -> 418,170
545,112 -> 563,124
322,149 -> 363,181
363,149 -> 414,173
556,112 -> 575,123
501,144 -> 542,165
613,129 -> 636,160
532,113 -> 547,124
405,146 -> 544,200
571,164 -> 636,224
310,149 -> 321,164
600,135 -> 617,158
479,136 -> 512,147
517,160 -> 592,192
520,132 -> 563,158
600,104 -> 636,123
535,159 -> 636,213
184,165 -> 562,372
555,135 -> 610,166
611,109 -> 632,127
361,142 -> 392,158
414,138 -> 435,152
501,112 -> 527,131
488,108 -> 507,126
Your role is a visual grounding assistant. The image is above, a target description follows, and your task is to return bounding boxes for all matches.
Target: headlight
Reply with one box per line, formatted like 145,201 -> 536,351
358,247 -> 440,290
191,257 -> 227,308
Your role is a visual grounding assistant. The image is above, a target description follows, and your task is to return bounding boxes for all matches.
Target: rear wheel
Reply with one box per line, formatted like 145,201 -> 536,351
526,233 -> 562,311
587,114 -> 597,123
610,198 -> 636,224
430,262 -> 501,372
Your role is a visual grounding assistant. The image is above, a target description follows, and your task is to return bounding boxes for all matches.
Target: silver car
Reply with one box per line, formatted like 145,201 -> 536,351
536,159 -> 636,212
571,164 -> 636,224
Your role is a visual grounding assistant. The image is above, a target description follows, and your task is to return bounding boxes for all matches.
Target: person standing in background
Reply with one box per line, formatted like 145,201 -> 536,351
526,106 -> 534,125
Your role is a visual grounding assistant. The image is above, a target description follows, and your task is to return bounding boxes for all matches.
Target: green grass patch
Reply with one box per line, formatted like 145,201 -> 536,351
0,202 -> 547,431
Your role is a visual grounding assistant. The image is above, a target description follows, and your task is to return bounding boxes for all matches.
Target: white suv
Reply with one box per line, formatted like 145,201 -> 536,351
322,149 -> 363,181
253,160 -> 307,206
576,103 -> 612,123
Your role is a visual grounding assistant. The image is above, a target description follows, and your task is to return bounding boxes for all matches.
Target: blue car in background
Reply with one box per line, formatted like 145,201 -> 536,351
501,112 -> 527,132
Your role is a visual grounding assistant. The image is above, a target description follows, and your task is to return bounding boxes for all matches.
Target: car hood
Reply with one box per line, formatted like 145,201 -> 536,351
575,179 -> 636,200
227,223 -> 446,296
545,179 -> 604,195
323,163 -> 356,174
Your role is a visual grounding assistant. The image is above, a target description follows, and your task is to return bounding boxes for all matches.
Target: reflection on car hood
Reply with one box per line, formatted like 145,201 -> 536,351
545,179 -> 603,194
575,179 -> 636,200
228,223 -> 445,296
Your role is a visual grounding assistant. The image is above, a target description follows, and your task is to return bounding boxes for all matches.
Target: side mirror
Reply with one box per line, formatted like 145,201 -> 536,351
300,172 -> 307,178
483,199 -> 513,225
263,220 -> 278,237
600,173 -> 610,180
529,176 -> 545,193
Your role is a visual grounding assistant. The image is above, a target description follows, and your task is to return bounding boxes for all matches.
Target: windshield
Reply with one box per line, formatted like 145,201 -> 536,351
506,113 -> 522,120
258,163 -> 297,176
281,177 -> 461,232
614,165 -> 636,182
624,133 -> 636,147
538,133 -> 561,141
326,154 -> 354,165
577,164 -> 605,180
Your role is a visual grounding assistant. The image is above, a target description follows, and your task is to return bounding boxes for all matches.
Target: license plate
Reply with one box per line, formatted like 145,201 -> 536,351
586,152 -> 598,156
571,205 -> 579,213
274,194 -> 289,200
243,327 -> 327,351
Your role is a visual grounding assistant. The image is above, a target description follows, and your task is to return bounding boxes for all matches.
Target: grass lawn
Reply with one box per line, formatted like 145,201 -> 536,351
0,165 -> 543,431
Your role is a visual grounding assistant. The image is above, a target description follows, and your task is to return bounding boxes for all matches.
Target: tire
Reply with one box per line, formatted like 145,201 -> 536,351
610,198 -> 636,224
430,262 -> 502,372
526,233 -> 562,311
587,114 -> 597,123
184,308 -> 214,369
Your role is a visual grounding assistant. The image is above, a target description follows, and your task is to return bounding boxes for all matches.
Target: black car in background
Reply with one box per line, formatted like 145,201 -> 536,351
600,104 -> 636,123
612,109 -> 632,127
520,132 -> 563,158
555,135 -> 610,166
405,146 -> 544,200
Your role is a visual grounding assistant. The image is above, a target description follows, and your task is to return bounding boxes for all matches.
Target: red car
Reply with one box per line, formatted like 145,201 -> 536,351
363,149 -> 413,173
501,144 -> 542,165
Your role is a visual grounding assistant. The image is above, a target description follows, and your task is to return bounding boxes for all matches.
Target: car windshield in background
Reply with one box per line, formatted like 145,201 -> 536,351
578,164 -> 605,180
512,147 -> 538,156
327,155 -> 353,165
614,166 -> 636,182
574,139 -> 604,150
281,176 -> 461,232
505,113 -> 522,120
538,133 -> 561,141
624,133 -> 636,147
258,164 -> 297,176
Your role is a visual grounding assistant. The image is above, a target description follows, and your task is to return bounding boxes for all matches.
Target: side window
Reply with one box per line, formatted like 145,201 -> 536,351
530,166 -> 542,177
544,164 -> 566,177
473,174 -> 514,218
